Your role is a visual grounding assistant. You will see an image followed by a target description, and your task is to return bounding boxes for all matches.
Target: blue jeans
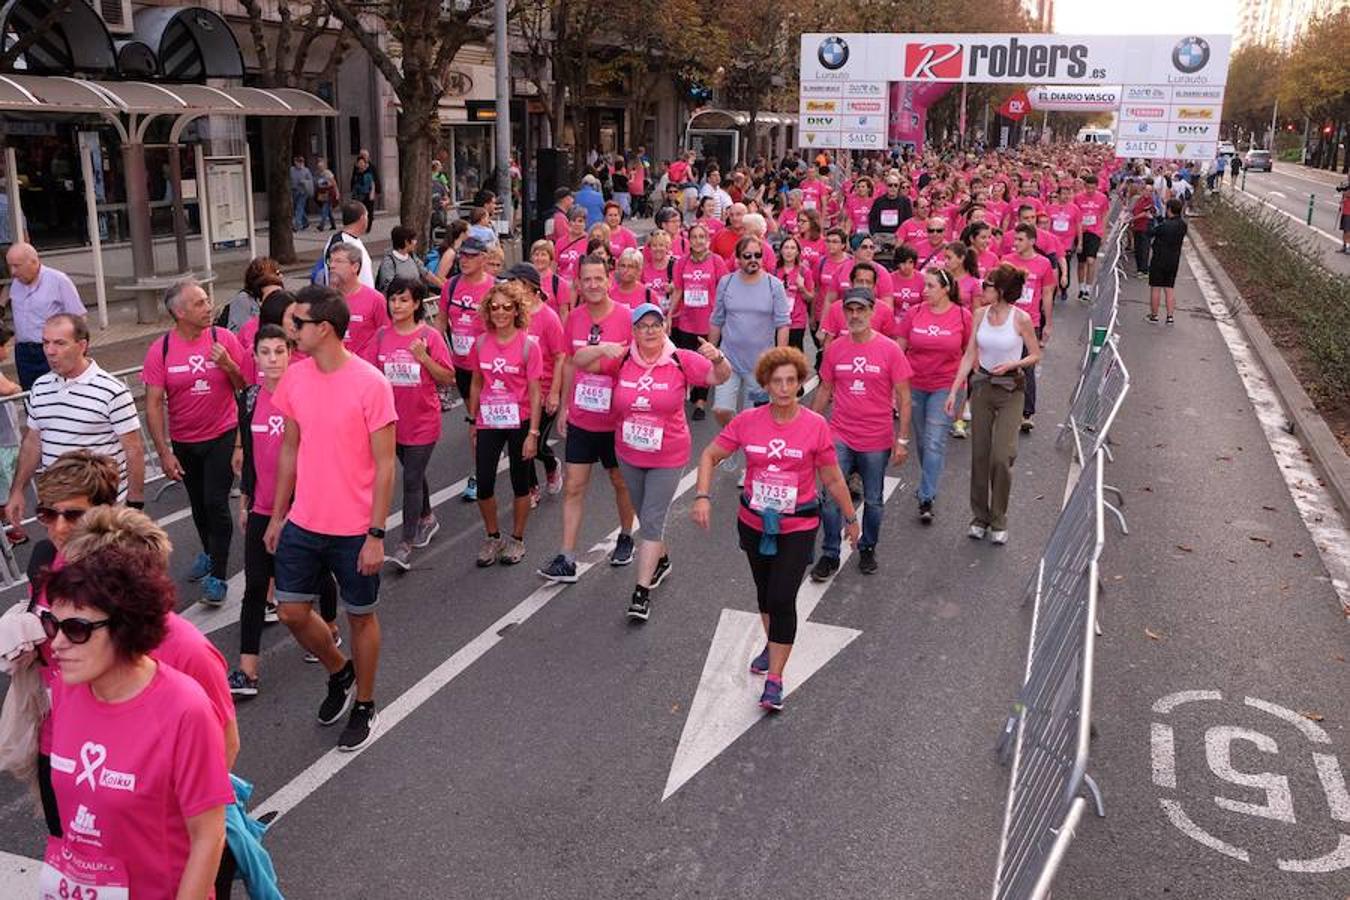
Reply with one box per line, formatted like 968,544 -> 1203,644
318,199 -> 335,229
820,441 -> 888,558
291,189 -> 309,230
910,387 -> 955,503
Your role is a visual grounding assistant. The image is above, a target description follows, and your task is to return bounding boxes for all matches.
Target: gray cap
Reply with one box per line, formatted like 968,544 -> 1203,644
842,286 -> 875,307
459,236 -> 488,256
502,262 -> 541,290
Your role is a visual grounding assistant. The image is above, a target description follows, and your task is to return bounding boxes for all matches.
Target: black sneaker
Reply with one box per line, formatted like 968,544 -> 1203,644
228,669 -> 259,698
919,500 -> 934,524
858,547 -> 878,574
610,533 -> 635,566
650,555 -> 672,588
337,702 -> 379,752
691,406 -> 707,421
809,555 -> 840,583
317,662 -> 355,726
626,587 -> 651,622
537,554 -> 578,583
1145,313 -> 1160,324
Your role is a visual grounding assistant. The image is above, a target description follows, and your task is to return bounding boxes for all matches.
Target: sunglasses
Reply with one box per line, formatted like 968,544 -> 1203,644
927,228 -> 945,234
290,315 -> 323,329
40,609 -> 112,645
488,303 -> 518,312
634,319 -> 665,331
982,280 -> 995,290
36,506 -> 87,526
740,252 -> 763,260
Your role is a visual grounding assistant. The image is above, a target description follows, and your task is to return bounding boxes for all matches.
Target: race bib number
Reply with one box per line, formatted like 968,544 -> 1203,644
802,198 -> 817,210
40,843 -> 130,900
621,416 -> 664,452
573,373 -> 613,413
880,209 -> 899,227
451,333 -> 475,356
855,222 -> 869,234
1082,214 -> 1098,226
684,288 -> 709,309
480,394 -> 521,429
1018,283 -> 1035,309
749,471 -> 798,513
1051,219 -> 1069,232
383,359 -> 421,387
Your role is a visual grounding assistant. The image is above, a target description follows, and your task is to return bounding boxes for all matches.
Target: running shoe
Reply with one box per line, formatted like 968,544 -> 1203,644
318,662 -> 356,725
809,555 -> 840,583
228,669 -> 259,698
413,516 -> 440,548
691,406 -> 707,421
303,633 -> 341,664
462,476 -> 478,502
1145,313 -> 1160,324
477,535 -> 503,567
919,500 -> 934,524
858,547 -> 878,575
388,543 -> 413,571
759,678 -> 785,712
337,702 -> 379,752
1020,417 -> 1034,433
949,419 -> 968,439
499,536 -> 526,566
187,552 -> 212,582
610,533 -> 635,566
200,575 -> 227,607
538,554 -> 578,584
264,601 -> 279,624
749,646 -> 770,676
968,523 -> 988,540
990,530 -> 1009,545
650,555 -> 672,588
1165,315 -> 1175,326
626,587 -> 651,622
546,467 -> 563,495
528,485 -> 541,509
963,407 -> 972,422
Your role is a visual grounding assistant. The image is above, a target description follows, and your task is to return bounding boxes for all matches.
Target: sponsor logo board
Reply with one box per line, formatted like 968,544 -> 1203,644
801,99 -> 839,113
842,130 -> 883,148
801,115 -> 838,129
1117,138 -> 1163,156
800,82 -> 844,97
1168,141 -> 1218,160
1119,105 -> 1169,122
1173,104 -> 1221,121
842,114 -> 886,132
843,99 -> 884,114
1168,121 -> 1219,141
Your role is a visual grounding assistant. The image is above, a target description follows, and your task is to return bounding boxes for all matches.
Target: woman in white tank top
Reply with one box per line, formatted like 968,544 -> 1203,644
944,263 -> 1041,543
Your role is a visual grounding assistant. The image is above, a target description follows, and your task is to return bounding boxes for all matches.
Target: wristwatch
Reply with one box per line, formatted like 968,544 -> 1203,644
367,527 -> 386,539
844,513 -> 859,525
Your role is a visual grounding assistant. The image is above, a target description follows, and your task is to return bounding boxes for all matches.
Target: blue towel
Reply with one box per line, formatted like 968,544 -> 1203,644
225,774 -> 285,900
758,509 -> 781,557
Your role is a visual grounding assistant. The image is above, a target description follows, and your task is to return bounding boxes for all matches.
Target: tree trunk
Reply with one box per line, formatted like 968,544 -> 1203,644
397,87 -> 439,241
263,117 -> 298,264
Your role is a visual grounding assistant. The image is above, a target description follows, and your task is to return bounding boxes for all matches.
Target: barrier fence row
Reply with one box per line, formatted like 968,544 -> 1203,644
991,202 -> 1133,900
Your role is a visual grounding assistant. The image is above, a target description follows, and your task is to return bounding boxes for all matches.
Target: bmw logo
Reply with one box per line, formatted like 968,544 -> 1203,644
818,36 -> 849,71
1172,37 -> 1210,74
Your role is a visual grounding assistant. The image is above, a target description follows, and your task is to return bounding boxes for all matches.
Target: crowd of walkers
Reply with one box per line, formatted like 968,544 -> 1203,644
0,137 -> 1139,896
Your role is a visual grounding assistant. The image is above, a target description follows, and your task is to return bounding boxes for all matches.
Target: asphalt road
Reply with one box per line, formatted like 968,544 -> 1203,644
1230,167 -> 1349,276
1,244 -> 1347,899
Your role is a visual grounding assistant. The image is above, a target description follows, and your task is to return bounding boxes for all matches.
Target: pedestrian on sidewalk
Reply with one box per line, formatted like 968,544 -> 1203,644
219,257 -> 282,334
290,155 -> 314,232
1147,199 -> 1187,325
0,243 -> 86,389
314,158 -> 338,230
1229,153 -> 1242,185
1336,178 -> 1350,253
350,152 -> 378,223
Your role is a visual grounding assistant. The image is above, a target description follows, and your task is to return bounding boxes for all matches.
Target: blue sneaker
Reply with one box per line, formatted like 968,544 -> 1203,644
610,533 -> 635,566
461,477 -> 478,503
749,646 -> 770,676
759,678 -> 784,712
187,552 -> 212,582
537,554 -> 578,584
200,575 -> 227,607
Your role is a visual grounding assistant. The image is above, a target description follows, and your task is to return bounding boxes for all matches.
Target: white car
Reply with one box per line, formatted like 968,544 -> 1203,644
1218,141 -> 1237,157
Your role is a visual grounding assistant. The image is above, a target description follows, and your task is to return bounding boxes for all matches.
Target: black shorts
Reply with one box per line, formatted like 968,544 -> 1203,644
565,424 -> 618,469
1078,232 -> 1102,261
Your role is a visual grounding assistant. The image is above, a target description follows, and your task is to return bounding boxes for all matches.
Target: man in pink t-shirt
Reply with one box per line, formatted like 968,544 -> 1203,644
1002,223 -> 1055,431
142,280 -> 246,606
809,287 -> 911,578
265,284 -> 397,752
1074,174 -> 1110,300
328,243 -> 391,357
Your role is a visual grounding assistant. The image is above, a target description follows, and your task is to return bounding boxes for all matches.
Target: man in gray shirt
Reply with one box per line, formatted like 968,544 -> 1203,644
290,155 -> 315,231
708,234 -> 791,428
1,243 -> 87,389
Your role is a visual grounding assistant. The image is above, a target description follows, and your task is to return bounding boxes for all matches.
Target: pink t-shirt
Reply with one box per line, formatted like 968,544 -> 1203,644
361,325 -> 454,445
526,302 -> 567,396
695,216 -> 724,237
539,269 -> 573,315
468,330 -> 543,429
272,355 -> 397,536
341,285 -> 391,357
798,237 -> 826,275
641,258 -> 675,311
154,613 -> 235,727
897,217 -> 928,247
956,274 -> 981,308
844,261 -> 894,303
984,200 -> 1010,230
441,272 -> 494,369
899,303 -> 974,391
1075,191 -> 1109,235
779,264 -> 814,329
565,302 -> 633,432
141,328 -> 246,443
549,210 -> 570,245
1047,202 -> 1081,245
846,194 -> 873,232
1001,252 -> 1054,328
799,180 -> 829,213
891,270 -> 926,318
555,235 -> 589,281
609,226 -> 638,258
915,239 -> 947,272
977,249 -> 1000,279
821,333 -> 913,452
672,254 -> 727,335
815,256 -> 853,318
611,281 -> 652,309
247,384 -> 285,515
613,347 -> 713,468
714,405 -> 837,534
820,299 -> 900,340
45,665 -> 233,900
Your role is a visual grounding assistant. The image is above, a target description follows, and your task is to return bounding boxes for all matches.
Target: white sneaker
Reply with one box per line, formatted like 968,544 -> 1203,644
967,524 -> 987,540
990,530 -> 1009,545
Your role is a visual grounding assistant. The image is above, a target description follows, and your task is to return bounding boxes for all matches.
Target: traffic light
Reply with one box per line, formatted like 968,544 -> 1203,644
1324,124 -> 1334,136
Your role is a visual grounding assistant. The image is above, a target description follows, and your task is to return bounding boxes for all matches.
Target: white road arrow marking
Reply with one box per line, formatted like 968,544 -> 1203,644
662,475 -> 902,801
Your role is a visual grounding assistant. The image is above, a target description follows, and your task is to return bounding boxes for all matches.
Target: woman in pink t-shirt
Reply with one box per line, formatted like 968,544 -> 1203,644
693,347 -> 858,713
611,248 -> 655,309
640,230 -> 676,313
573,302 -> 729,620
776,236 -> 814,353
512,266 -> 567,505
467,282 -> 543,567
364,279 -> 455,569
40,543 -> 233,900
693,196 -> 724,236
604,202 -> 639,258
668,224 -> 728,419
845,178 -> 875,246
530,239 -> 573,318
554,208 -> 591,282
943,241 -> 982,308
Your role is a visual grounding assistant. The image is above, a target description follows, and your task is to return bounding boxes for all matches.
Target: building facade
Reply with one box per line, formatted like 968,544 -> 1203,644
1236,0 -> 1348,48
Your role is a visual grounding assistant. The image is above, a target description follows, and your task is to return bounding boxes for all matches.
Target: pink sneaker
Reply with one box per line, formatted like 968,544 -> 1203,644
545,468 -> 563,495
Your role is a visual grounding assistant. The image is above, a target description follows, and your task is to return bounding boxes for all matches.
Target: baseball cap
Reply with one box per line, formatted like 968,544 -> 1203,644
630,302 -> 665,323
502,262 -> 541,290
459,236 -> 487,256
842,287 -> 875,307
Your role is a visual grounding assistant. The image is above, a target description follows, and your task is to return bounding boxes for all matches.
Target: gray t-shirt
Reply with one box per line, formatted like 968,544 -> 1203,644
710,272 -> 791,374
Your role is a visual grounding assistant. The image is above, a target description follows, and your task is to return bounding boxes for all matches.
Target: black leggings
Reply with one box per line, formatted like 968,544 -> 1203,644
1022,325 -> 1043,418
738,520 -> 816,645
174,429 -> 237,580
788,327 -> 806,353
396,443 -> 436,543
454,366 -> 474,405
1133,230 -> 1150,273
241,511 -> 337,656
528,408 -> 560,489
671,328 -> 709,404
476,425 -> 531,500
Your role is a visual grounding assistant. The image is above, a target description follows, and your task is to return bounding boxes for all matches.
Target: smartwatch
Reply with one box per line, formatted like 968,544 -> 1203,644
367,527 -> 386,539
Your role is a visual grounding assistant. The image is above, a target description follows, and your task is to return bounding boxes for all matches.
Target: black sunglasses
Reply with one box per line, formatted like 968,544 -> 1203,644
740,252 -> 763,260
35,506 -> 87,526
290,315 -> 324,329
40,609 -> 113,645
927,228 -> 945,234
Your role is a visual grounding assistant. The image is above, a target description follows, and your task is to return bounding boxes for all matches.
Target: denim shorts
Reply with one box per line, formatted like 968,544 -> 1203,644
274,521 -> 379,614
713,369 -> 769,413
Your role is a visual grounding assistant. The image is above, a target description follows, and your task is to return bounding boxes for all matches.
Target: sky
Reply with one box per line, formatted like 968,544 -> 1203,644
1053,0 -> 1238,35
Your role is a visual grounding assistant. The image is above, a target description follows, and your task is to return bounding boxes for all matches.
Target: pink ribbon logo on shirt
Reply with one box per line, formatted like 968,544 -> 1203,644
75,742 -> 106,790
188,355 -> 207,373
851,356 -> 867,374
926,324 -> 942,336
491,357 -> 507,374
636,375 -> 654,392
268,415 -> 284,436
767,438 -> 787,459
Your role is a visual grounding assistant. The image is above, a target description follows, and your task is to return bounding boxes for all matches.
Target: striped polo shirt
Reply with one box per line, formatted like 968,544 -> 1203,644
25,360 -> 139,496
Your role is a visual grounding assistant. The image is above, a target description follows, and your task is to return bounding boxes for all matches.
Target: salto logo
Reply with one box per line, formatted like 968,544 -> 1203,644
905,43 -> 963,79
1172,36 -> 1211,74
817,36 -> 849,71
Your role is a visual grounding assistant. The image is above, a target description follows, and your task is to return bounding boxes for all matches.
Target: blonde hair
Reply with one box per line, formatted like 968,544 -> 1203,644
588,223 -> 611,245
35,451 -> 119,506
478,281 -> 532,331
741,213 -> 767,238
529,239 -> 555,263
646,230 -> 671,249
63,506 -> 172,568
617,248 -> 643,269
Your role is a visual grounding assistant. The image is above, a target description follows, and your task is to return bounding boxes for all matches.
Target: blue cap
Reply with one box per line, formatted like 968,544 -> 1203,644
631,302 -> 665,324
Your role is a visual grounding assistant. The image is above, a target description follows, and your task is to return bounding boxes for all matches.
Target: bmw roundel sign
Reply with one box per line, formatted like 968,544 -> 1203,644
1172,36 -> 1210,74
818,36 -> 849,71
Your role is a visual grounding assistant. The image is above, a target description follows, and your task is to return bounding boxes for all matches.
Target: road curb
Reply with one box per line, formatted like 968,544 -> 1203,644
1188,228 -> 1350,520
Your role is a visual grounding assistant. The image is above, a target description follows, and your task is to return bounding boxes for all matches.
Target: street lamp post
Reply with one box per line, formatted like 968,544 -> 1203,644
494,0 -> 513,237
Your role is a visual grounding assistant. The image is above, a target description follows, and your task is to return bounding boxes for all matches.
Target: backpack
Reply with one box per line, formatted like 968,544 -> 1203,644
310,232 -> 346,285
162,326 -> 220,365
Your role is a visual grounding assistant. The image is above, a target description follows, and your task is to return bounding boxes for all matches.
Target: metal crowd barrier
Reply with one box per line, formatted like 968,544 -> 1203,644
1060,338 -> 1130,534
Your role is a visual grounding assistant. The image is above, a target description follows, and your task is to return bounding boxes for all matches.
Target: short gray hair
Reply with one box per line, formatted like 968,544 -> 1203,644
163,278 -> 200,316
328,242 -> 363,272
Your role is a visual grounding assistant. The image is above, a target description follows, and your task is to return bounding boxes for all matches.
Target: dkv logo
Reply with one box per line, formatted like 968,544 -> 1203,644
905,43 -> 963,79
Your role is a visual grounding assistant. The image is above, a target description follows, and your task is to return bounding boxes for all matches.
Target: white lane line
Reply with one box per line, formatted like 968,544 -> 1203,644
1251,167 -> 1348,193
251,466 -> 702,824
1230,185 -> 1342,246
1190,247 -> 1350,614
